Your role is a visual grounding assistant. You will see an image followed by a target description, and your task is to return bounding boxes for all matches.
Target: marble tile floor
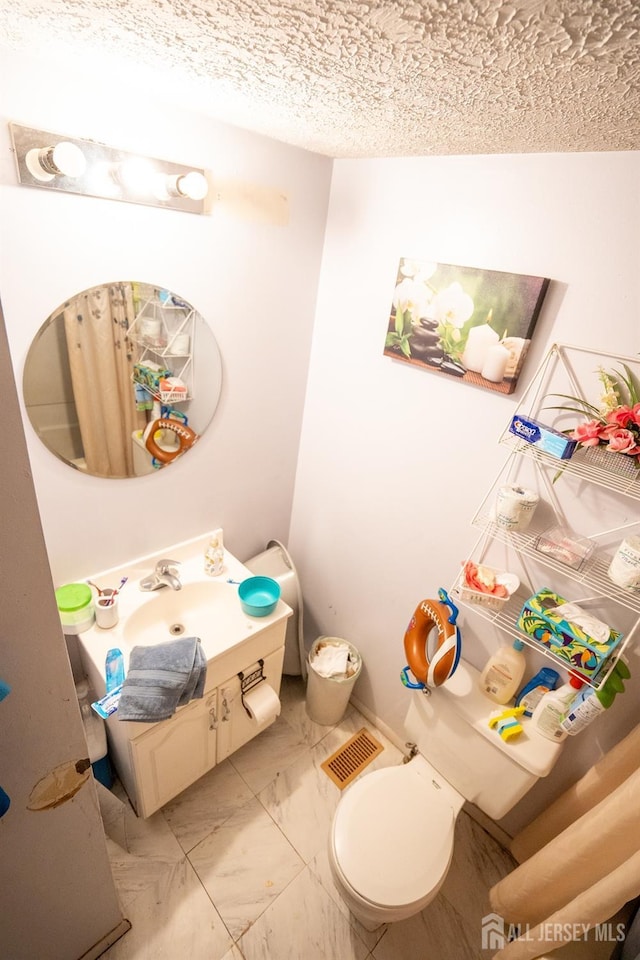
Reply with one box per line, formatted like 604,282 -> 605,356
99,676 -> 517,960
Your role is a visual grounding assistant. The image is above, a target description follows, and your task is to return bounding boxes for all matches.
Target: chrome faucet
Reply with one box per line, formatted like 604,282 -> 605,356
139,559 -> 182,592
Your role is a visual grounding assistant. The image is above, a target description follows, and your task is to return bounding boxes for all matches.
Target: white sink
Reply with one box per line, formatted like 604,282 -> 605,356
77,534 -> 292,671
123,580 -> 239,647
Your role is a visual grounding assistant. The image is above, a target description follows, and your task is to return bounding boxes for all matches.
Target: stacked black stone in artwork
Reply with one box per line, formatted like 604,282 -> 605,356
408,317 -> 466,377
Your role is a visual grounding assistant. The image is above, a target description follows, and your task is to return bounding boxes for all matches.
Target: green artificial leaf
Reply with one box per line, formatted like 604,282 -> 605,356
544,403 -> 605,422
616,364 -> 640,405
400,338 -> 412,359
545,393 -> 603,417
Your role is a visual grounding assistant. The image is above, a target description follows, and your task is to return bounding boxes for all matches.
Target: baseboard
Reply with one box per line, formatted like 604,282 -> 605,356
462,801 -> 514,848
350,695 -> 408,755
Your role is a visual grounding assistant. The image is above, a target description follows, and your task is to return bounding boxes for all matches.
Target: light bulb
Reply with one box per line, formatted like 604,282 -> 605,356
115,158 -> 156,197
153,170 -> 208,203
25,141 -> 87,181
176,171 -> 208,200
152,172 -> 173,201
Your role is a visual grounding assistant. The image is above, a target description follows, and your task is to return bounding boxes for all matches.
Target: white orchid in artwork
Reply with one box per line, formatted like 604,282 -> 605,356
399,259 -> 437,284
430,281 -> 474,328
392,277 -> 431,325
388,263 -> 438,359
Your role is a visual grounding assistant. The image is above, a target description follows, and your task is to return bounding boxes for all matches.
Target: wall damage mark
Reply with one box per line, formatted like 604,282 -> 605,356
27,758 -> 91,811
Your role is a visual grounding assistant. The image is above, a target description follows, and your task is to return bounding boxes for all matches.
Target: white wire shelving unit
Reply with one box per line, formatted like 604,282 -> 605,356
450,342 -> 640,691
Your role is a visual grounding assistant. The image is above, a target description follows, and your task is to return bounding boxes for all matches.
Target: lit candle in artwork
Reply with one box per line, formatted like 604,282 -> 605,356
481,342 -> 511,382
461,316 -> 499,373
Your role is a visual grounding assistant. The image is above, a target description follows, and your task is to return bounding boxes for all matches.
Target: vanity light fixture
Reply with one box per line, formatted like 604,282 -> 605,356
9,122 -> 209,215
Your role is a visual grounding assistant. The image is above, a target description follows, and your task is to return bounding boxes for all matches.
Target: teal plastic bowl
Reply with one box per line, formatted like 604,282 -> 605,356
238,576 -> 281,617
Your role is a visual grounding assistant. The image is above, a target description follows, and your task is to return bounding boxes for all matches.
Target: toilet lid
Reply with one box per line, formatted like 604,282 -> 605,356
333,766 -> 454,907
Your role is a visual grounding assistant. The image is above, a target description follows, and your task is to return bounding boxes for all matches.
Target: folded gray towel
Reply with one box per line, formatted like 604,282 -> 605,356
117,637 -> 207,722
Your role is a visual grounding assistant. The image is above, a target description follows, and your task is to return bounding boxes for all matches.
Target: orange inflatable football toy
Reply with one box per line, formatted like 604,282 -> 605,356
402,588 -> 462,689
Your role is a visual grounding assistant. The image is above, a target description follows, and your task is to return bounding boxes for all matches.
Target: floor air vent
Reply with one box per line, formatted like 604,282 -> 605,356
321,728 -> 384,789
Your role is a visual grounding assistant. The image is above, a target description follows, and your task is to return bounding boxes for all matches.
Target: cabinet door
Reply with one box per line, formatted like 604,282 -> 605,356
216,647 -> 285,763
130,691 -> 218,818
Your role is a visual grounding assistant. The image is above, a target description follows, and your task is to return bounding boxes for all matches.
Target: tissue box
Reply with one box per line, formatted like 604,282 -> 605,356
133,362 -> 172,394
517,588 -> 623,681
509,415 -> 577,460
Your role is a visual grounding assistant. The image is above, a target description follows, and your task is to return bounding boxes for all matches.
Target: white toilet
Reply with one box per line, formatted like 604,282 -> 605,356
328,658 -> 563,930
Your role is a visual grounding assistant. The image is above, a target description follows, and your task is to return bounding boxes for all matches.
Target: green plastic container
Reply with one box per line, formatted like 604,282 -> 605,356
55,583 -> 95,633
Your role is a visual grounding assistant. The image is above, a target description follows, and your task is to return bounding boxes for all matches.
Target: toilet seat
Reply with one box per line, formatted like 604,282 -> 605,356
332,763 -> 456,908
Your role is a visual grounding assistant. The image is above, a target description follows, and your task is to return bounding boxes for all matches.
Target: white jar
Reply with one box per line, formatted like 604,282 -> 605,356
608,537 -> 640,590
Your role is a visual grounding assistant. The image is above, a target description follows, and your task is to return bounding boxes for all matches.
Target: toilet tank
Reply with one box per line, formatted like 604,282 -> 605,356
404,659 -> 563,821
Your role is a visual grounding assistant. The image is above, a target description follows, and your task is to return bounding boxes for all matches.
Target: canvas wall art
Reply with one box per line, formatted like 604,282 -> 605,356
384,259 -> 550,394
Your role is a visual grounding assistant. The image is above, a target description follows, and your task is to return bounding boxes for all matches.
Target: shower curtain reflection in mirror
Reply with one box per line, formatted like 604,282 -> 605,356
63,283 -> 145,477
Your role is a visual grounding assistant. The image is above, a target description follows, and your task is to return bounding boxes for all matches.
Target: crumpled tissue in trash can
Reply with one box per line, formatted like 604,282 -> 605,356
311,641 -> 350,678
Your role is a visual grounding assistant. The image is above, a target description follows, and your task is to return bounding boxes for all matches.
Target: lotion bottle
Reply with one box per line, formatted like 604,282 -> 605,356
531,674 -> 583,742
479,639 -> 527,704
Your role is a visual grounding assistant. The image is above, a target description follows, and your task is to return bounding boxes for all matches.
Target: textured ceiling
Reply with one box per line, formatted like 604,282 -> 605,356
1,0 -> 639,158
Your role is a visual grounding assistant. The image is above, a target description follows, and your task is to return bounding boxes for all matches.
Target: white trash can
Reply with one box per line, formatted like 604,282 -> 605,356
305,637 -> 362,725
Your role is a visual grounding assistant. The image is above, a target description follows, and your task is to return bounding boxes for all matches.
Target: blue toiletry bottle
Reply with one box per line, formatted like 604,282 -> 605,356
515,666 -> 560,717
105,648 -> 125,693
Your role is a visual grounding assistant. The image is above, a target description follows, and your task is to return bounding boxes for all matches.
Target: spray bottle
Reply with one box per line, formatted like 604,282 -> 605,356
560,660 -> 630,736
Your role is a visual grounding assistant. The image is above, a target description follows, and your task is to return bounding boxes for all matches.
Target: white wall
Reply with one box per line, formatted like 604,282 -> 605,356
0,45 -> 330,958
289,151 -> 640,833
0,45 -> 332,585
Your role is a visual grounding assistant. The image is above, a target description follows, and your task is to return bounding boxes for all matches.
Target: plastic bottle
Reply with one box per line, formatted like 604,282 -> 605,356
75,680 -> 112,788
479,639 -> 527,704
560,660 -> 630,736
105,647 -> 125,693
530,674 -> 584,741
204,528 -> 225,576
515,666 -> 560,717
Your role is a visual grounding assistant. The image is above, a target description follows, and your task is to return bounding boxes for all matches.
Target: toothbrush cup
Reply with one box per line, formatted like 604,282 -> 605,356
95,592 -> 119,629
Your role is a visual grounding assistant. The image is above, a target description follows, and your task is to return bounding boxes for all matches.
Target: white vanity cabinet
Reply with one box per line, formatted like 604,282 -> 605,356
76,537 -> 292,818
129,689 -> 219,817
126,645 -> 285,818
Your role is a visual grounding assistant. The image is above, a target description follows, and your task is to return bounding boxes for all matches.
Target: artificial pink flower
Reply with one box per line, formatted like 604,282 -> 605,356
571,420 -> 605,446
631,403 -> 640,426
605,428 -> 640,456
605,406 -> 635,428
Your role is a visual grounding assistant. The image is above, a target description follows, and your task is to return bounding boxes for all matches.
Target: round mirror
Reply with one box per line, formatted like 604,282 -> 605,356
23,280 -> 222,478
